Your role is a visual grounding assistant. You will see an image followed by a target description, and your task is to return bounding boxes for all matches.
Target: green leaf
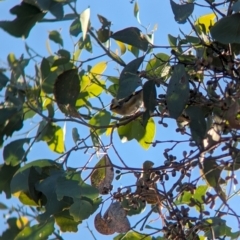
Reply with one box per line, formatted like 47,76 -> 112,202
37,122 -> 65,154
97,14 -> 111,28
117,56 -> 144,99
115,40 -> 126,55
56,171 -> 99,201
138,118 -> 156,149
145,53 -> 170,79
89,110 -> 111,136
204,218 -> 240,238
69,199 -> 93,221
80,7 -> 90,41
0,2 -> 45,38
0,163 -> 20,198
7,53 -> 30,82
202,157 -> 222,188
89,61 -> 107,79
121,198 -> 145,216
49,30 -> 63,46
14,217 -> 54,240
97,28 -> 111,43
0,218 -> 22,240
49,1 -> 63,20
170,0 -> 194,24
69,18 -> 82,37
18,192 -> 38,206
186,106 -> 207,142
111,27 -> 148,51
185,35 -> 200,45
54,69 -> 80,112
108,84 -> 118,97
52,49 -> 71,67
114,231 -> 151,240
142,80 -> 156,125
210,13 -> 240,44
0,106 -> 23,147
54,210 -> 80,233
118,118 -> 155,150
0,72 -> 9,90
90,155 -> 114,194
232,1 -> 240,13
76,75 -> 104,107
176,185 -> 207,211
41,57 -> 58,94
168,34 -> 178,51
127,44 -> 139,58
78,34 -> 92,53
35,171 -> 72,222
3,138 -> 31,166
166,64 -> 189,119
195,13 -> 216,34
72,127 -> 80,144
10,159 -> 61,199
134,2 -> 141,24
40,57 -> 50,79
109,50 -> 126,66
0,202 -> 7,209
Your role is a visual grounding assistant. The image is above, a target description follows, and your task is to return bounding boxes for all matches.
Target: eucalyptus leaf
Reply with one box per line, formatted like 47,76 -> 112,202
111,27 -> 148,51
170,0 -> 194,24
0,2 -> 45,38
80,7 -> 90,41
117,56 -> 144,99
166,64 -> 189,119
211,13 -> 240,44
3,138 -> 31,166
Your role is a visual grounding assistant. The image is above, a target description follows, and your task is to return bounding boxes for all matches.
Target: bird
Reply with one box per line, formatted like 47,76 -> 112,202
110,89 -> 144,116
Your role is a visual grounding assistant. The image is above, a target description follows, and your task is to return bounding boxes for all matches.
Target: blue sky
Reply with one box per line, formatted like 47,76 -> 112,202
0,1 -> 238,239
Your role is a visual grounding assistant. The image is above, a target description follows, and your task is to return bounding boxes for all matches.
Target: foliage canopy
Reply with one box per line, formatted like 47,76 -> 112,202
1,0 -> 240,239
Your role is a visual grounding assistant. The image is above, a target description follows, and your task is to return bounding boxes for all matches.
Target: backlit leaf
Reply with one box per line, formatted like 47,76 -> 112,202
114,231 -> 151,240
14,217 -> 54,240
89,61 -> 107,79
118,118 -> 155,150
195,13 -> 216,34
115,40 -> 126,56
54,210 -> 80,233
109,51 -> 126,66
89,110 -> 111,136
145,53 -> 170,79
80,7 -> 90,41
137,118 -> 156,150
91,155 -> 114,194
134,2 -> 141,24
